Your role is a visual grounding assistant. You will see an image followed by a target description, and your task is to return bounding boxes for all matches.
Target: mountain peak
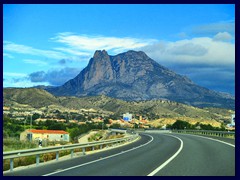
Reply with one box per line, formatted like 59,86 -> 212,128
47,50 -> 235,109
93,50 -> 109,59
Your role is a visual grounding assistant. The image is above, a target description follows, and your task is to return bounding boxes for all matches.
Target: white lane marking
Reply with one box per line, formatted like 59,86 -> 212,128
147,134 -> 183,176
43,134 -> 154,176
177,133 -> 235,148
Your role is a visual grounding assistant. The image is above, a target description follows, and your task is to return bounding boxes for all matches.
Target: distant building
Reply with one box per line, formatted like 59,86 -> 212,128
231,114 -> 235,126
20,129 -> 70,142
227,114 -> 235,128
123,113 -> 132,121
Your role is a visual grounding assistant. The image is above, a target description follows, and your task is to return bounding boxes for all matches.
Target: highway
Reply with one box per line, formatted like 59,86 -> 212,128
4,132 -> 235,176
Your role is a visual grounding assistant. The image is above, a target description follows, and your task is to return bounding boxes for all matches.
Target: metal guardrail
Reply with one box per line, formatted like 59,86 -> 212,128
109,128 -> 127,134
3,133 -> 139,172
144,130 -> 171,133
172,129 -> 235,138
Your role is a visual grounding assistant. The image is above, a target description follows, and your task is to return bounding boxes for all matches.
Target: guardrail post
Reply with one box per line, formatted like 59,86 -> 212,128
92,146 -> 95,151
71,149 -> 74,158
56,151 -> 59,161
3,133 -> 140,171
10,158 -> 14,172
36,154 -> 40,166
82,147 -> 86,155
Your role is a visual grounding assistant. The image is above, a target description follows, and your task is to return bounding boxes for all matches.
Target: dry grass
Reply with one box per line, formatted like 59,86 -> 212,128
148,117 -> 222,128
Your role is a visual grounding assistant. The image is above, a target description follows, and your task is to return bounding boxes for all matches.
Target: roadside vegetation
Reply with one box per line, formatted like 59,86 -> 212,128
3,114 -> 125,171
167,120 -> 226,131
3,114 -> 115,151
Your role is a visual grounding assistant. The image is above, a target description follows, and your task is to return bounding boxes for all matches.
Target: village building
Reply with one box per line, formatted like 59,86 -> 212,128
20,129 -> 70,142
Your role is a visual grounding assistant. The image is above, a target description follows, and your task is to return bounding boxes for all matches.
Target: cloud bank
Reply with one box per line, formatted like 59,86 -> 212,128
51,32 -> 157,54
3,25 -> 235,95
28,67 -> 81,86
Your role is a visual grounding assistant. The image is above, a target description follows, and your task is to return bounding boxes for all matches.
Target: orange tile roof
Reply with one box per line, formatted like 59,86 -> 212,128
28,130 -> 68,134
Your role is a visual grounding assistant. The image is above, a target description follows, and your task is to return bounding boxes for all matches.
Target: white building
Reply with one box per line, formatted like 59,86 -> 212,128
123,113 -> 132,121
231,114 -> 235,126
20,129 -> 70,142
227,114 -> 235,128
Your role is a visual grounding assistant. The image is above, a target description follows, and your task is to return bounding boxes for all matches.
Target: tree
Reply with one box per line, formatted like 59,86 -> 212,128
171,120 -> 191,129
104,118 -> 110,124
200,124 -> 214,130
32,113 -> 40,120
110,123 -> 121,129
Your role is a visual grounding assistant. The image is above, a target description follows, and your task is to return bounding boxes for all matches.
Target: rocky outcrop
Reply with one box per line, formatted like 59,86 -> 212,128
47,50 -> 235,109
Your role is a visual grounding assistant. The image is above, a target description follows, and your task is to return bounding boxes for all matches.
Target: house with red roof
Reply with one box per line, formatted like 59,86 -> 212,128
20,129 -> 70,142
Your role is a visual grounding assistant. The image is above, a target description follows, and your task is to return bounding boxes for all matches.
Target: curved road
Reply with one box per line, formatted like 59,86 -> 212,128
4,133 -> 235,176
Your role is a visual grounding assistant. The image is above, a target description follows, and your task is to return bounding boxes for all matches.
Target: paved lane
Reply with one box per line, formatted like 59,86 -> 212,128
153,133 -> 235,176
47,133 -> 181,176
4,133 -> 234,176
4,133 -> 181,176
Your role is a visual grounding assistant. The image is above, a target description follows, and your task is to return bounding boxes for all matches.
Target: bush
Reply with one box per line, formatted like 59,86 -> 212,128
3,138 -> 38,151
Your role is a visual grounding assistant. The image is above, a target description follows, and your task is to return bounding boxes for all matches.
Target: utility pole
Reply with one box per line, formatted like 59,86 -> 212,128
24,117 -> 26,130
101,117 -> 104,131
30,114 -> 32,131
134,119 -> 135,131
29,114 -> 33,142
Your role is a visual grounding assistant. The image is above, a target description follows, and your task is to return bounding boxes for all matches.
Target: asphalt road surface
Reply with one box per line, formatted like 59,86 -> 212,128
4,133 -> 235,176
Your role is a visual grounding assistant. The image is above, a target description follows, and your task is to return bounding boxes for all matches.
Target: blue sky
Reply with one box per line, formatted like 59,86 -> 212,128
3,4 -> 235,95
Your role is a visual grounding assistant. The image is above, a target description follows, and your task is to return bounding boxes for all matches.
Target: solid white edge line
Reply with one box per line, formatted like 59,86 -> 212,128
147,134 -> 183,176
178,133 -> 235,148
42,134 -> 154,176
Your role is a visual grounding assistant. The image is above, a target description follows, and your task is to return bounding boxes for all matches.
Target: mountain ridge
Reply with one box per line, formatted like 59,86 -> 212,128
46,50 -> 234,109
3,88 -> 234,125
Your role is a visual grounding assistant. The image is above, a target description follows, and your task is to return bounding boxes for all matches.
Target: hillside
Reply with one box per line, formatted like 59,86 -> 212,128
3,88 -> 234,126
3,88 -> 61,108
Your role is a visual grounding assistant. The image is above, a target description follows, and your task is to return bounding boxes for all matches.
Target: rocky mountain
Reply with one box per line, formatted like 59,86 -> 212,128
47,50 -> 234,109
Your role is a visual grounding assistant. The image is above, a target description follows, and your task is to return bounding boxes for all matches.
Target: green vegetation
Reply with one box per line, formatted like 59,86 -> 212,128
3,114 -> 25,138
3,114 -> 108,150
167,120 -> 226,131
88,131 -> 104,142
3,138 -> 38,151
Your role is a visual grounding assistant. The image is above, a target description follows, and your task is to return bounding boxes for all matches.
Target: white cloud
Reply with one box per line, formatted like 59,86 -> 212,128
213,32 -> 233,41
169,42 -> 207,56
23,59 -> 48,66
3,78 -> 50,88
54,47 -> 90,56
52,33 -> 157,54
3,53 -> 14,59
4,72 -> 27,77
3,41 -> 68,59
140,37 -> 235,66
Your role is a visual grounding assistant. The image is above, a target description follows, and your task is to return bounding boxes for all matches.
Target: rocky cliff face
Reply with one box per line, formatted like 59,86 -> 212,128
47,50 -> 234,109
